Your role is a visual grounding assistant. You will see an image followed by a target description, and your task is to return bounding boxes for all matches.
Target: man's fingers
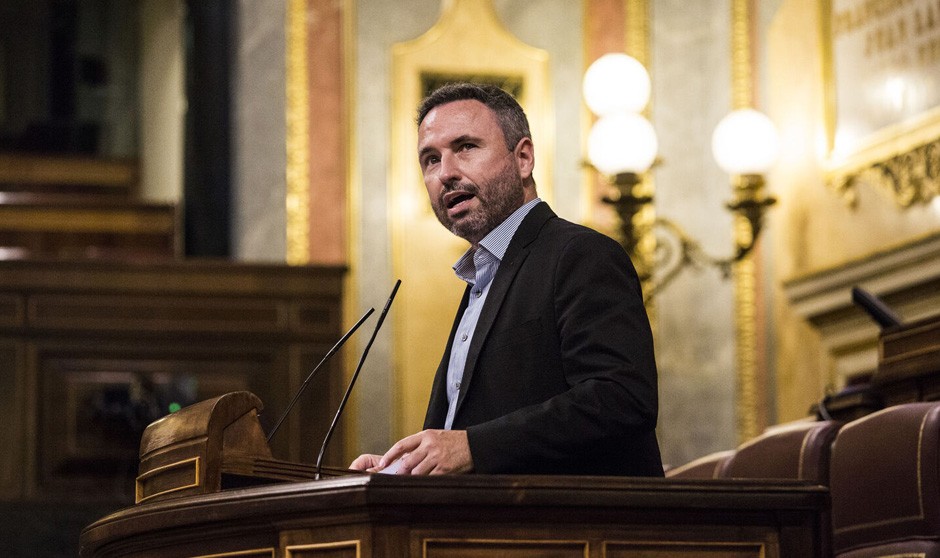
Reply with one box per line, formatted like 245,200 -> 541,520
349,454 -> 381,471
379,433 -> 421,468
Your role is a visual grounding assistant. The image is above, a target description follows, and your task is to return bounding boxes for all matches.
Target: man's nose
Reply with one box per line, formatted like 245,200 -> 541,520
438,151 -> 462,185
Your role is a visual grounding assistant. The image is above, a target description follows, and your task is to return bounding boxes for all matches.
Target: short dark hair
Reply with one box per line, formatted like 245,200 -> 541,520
417,83 -> 531,150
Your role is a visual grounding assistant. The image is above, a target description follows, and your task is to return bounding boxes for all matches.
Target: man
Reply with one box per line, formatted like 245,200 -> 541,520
351,83 -> 662,476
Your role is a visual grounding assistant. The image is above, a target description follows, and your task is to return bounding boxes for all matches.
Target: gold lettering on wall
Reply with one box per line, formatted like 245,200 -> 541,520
824,0 -> 940,207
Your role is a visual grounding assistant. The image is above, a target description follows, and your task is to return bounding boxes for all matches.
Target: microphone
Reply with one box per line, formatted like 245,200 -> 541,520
315,279 -> 401,479
266,307 -> 375,443
851,286 -> 902,329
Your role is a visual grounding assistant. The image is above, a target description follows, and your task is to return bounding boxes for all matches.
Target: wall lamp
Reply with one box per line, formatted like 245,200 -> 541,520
583,53 -> 779,300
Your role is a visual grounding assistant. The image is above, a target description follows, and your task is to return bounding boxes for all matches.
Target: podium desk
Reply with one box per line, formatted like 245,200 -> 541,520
80,474 -> 827,557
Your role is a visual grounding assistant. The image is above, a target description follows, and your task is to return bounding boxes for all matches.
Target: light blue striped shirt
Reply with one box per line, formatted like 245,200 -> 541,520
444,198 -> 541,429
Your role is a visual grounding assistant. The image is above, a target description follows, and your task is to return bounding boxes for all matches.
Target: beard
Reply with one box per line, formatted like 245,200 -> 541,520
431,160 -> 526,245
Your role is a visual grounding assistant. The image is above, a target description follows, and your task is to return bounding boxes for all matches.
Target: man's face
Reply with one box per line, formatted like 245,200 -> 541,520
417,99 -> 534,246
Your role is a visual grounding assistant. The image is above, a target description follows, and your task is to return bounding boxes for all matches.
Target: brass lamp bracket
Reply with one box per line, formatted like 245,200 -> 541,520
600,172 -> 775,302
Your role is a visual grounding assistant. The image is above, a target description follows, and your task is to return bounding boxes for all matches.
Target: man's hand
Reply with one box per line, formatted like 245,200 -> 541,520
377,429 -> 474,475
348,453 -> 383,472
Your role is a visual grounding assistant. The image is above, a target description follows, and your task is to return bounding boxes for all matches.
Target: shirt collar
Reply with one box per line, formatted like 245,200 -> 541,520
452,198 -> 541,277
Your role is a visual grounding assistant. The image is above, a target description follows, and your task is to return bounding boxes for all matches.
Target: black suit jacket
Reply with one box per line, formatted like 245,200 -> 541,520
423,202 -> 663,476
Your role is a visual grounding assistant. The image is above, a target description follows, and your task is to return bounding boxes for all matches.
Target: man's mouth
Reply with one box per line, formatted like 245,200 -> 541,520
446,192 -> 474,209
443,189 -> 478,216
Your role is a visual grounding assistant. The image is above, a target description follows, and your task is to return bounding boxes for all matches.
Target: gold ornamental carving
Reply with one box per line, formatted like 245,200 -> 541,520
832,138 -> 940,208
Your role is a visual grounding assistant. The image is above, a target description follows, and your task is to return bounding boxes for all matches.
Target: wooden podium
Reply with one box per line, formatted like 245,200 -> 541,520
816,313 -> 940,421
82,474 -> 826,557
873,314 -> 940,404
80,391 -> 828,557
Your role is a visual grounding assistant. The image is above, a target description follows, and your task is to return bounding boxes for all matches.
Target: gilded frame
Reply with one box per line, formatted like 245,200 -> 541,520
821,0 -> 940,207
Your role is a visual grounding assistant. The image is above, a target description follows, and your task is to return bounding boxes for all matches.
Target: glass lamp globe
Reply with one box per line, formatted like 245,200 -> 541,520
711,108 -> 779,175
587,112 -> 658,176
583,53 -> 651,116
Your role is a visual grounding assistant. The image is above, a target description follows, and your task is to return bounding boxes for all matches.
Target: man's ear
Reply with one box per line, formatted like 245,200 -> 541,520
513,137 -> 535,179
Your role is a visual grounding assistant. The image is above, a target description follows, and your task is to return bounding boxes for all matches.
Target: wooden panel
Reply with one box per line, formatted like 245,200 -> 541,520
28,294 -> 285,333
191,549 -> 275,558
878,316 -> 940,381
286,540 -> 360,558
424,539 -> 587,558
0,339 -> 24,497
0,153 -> 136,193
292,300 -> 342,336
605,541 -> 765,557
0,202 -> 175,234
0,293 -> 24,326
0,259 -> 345,505
0,192 -> 178,259
281,523 -> 372,558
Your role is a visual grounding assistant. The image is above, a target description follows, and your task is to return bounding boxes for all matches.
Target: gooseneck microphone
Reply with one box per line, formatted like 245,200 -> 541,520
266,307 -> 375,443
315,279 -> 401,479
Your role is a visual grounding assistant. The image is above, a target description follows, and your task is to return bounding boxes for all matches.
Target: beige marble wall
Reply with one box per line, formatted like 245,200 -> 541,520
647,0 -> 739,467
232,0 -> 289,262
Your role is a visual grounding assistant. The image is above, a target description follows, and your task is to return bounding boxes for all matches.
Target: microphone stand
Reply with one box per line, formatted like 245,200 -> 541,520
315,280 -> 401,479
266,307 -> 375,443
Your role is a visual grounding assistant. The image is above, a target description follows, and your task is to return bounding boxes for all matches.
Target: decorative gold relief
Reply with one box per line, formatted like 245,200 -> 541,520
286,0 -> 310,265
390,0 -> 551,438
832,137 -> 940,208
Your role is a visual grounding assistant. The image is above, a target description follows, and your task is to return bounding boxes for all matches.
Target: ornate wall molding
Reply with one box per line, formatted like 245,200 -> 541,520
784,232 -> 940,386
832,137 -> 940,208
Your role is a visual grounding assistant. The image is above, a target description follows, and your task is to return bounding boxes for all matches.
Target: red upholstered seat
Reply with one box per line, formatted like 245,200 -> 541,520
831,402 -> 940,558
665,450 -> 734,479
721,420 -> 842,483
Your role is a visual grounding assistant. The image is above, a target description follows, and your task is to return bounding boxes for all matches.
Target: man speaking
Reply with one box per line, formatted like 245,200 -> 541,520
351,83 -> 663,476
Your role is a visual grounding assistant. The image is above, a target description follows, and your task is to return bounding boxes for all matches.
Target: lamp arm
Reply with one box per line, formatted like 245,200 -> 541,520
640,193 -> 774,303
598,171 -> 775,301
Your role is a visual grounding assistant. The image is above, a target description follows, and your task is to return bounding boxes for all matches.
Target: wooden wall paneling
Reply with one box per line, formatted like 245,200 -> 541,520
0,338 -> 25,498
0,259 -> 345,505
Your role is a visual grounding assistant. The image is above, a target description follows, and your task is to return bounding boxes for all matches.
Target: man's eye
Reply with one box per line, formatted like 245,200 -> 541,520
458,143 -> 476,151
423,156 -> 440,168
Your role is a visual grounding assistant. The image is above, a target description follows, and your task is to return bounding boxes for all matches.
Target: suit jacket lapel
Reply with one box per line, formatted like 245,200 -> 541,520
452,202 -> 556,416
